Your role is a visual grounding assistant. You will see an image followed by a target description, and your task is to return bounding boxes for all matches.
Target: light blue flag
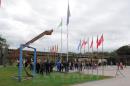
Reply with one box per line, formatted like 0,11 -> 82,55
77,40 -> 81,51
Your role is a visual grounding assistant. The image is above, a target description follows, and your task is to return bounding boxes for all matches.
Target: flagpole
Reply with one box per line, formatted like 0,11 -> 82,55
78,39 -> 81,57
102,34 -> 104,76
79,39 -> 81,60
88,37 -> 89,53
97,35 -> 99,78
97,45 -> 99,78
66,1 -> 69,62
91,37 -> 94,76
60,20 -> 63,60
67,25 -> 69,62
78,39 -> 81,60
84,46 -> 85,54
87,37 -> 89,74
80,40 -> 81,54
66,1 -> 70,62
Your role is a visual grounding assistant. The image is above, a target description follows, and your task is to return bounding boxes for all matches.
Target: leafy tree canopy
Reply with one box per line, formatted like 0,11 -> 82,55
116,45 -> 130,55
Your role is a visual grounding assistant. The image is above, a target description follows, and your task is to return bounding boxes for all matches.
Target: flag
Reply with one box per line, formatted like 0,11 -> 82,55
98,34 -> 104,46
96,35 -> 99,49
82,39 -> 87,48
90,37 -> 93,48
66,2 -> 71,25
58,19 -> 63,28
77,39 -> 81,50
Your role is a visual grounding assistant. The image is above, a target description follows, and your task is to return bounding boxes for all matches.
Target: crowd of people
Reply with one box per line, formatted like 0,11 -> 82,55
117,62 -> 125,70
17,57 -> 125,76
21,58 -> 103,75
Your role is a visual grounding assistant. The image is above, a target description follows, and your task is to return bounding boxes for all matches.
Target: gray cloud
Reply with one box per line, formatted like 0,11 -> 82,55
0,0 -> 129,53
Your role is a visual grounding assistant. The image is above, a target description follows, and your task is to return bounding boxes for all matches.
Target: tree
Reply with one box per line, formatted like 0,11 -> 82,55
116,45 -> 130,55
0,36 -> 8,66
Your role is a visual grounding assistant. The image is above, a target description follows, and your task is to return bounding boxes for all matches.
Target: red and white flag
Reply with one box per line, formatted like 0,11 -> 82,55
82,39 -> 87,48
96,34 -> 104,49
98,34 -> 104,46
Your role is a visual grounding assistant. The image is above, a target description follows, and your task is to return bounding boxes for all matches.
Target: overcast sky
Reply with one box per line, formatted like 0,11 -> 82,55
0,0 -> 129,53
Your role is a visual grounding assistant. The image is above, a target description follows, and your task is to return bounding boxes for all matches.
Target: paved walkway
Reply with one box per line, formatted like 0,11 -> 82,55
72,66 -> 130,86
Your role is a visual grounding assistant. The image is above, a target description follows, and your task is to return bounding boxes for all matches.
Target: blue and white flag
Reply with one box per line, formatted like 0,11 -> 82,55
77,40 -> 81,51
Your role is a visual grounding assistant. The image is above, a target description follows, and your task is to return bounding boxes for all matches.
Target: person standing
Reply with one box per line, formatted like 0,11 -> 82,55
120,62 -> 123,70
45,60 -> 50,75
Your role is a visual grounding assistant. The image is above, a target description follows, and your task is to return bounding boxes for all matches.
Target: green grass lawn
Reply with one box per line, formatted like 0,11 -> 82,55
0,66 -> 111,86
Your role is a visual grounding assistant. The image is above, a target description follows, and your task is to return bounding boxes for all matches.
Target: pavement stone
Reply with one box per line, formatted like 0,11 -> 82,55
72,66 -> 130,86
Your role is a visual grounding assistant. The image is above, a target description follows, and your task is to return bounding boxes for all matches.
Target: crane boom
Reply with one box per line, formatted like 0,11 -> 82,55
24,29 -> 53,47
